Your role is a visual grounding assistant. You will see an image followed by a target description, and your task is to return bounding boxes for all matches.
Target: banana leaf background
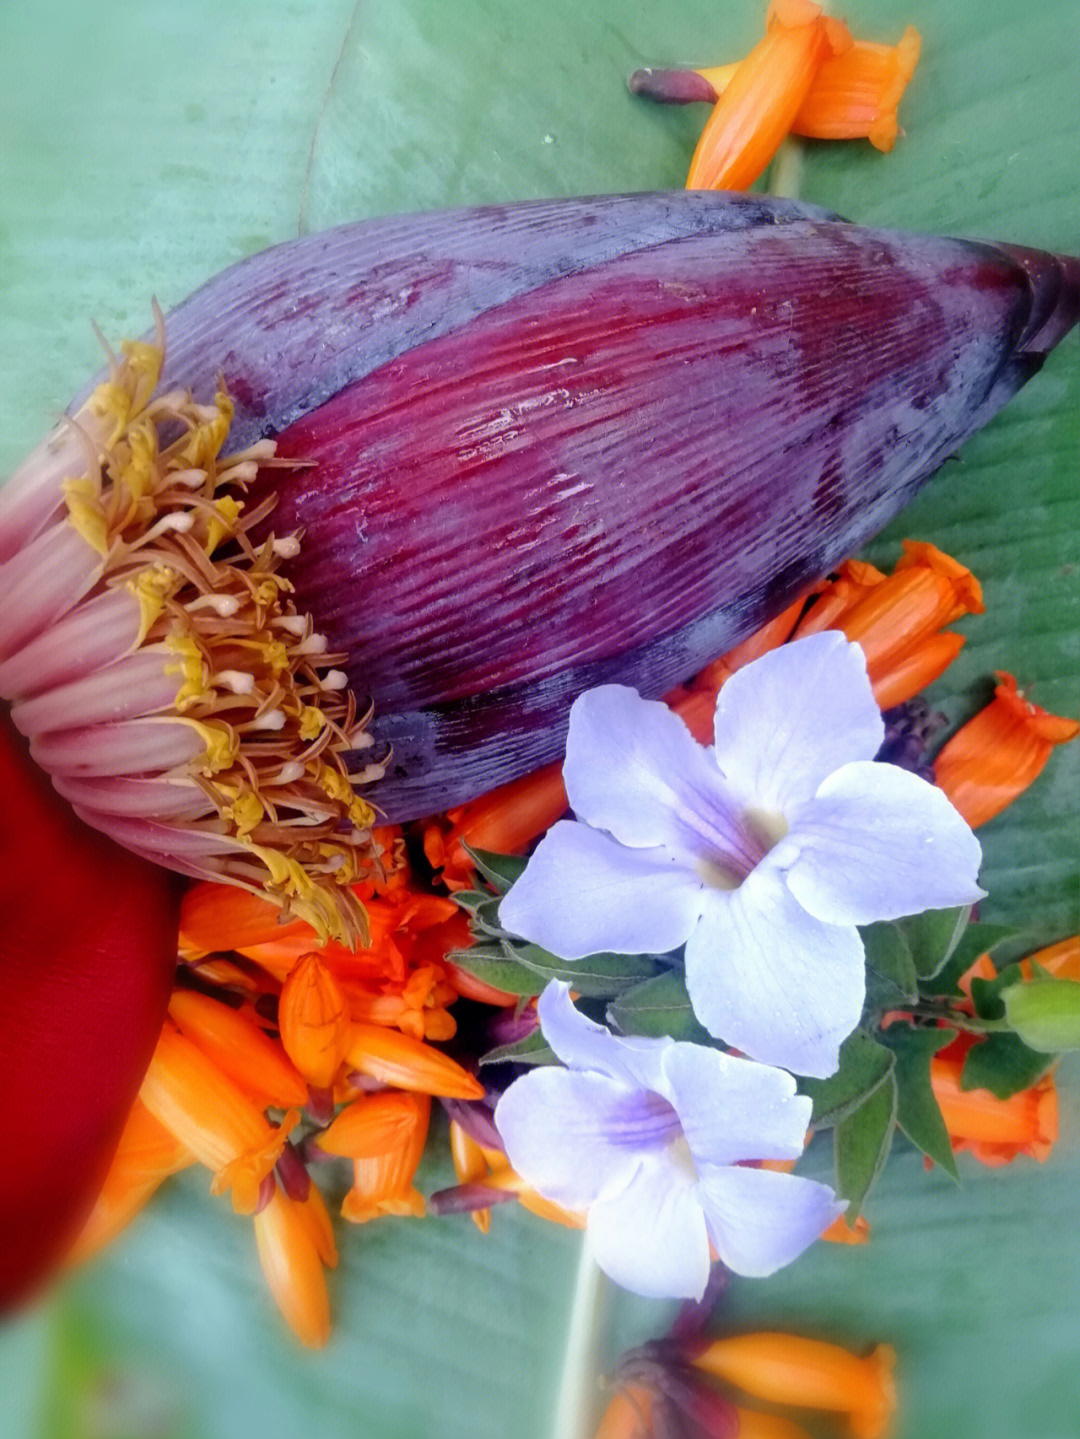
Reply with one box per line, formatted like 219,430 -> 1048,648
1,1 -> 1077,1436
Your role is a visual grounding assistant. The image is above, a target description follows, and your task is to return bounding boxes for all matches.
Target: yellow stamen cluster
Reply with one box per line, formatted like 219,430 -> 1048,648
63,314 -> 384,944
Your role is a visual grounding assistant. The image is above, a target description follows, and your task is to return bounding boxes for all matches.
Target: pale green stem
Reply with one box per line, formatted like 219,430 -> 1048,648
549,1228 -> 608,1439
768,136 -> 806,200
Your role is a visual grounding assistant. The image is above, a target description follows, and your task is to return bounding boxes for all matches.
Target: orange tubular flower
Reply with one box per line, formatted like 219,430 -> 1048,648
254,1188 -> 332,1348
168,989 -> 308,1108
138,1024 -> 295,1213
787,27 -> 921,150
341,1092 -> 430,1223
279,952 -> 351,1089
424,760 -> 569,890
345,1023 -> 484,1099
731,1407 -> 814,1439
449,1120 -> 493,1234
930,1041 -> 1058,1167
686,0 -> 852,191
793,541 -> 983,708
691,1333 -> 897,1439
934,673 -> 1080,827
652,28 -> 921,154
316,1091 -> 426,1159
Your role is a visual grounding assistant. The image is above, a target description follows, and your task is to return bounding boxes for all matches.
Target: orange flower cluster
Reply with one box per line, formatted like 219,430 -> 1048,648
595,1331 -> 897,1439
72,829 -> 482,1346
657,0 -> 921,191
72,534 -> 1075,1346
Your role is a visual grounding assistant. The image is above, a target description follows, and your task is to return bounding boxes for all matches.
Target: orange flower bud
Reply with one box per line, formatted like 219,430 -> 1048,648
317,1091 -> 425,1159
450,1119 -> 492,1234
686,0 -> 852,192
425,761 -> 569,890
341,1092 -> 430,1223
345,1023 -> 484,1099
254,1188 -> 332,1348
168,989 -> 308,1108
279,952 -> 351,1088
930,1047 -> 1058,1166
691,1333 -> 897,1439
732,1407 -> 814,1439
934,672 -> 1079,827
593,1384 -> 654,1439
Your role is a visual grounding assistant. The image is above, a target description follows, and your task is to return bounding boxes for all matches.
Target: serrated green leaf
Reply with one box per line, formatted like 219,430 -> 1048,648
445,945 -> 543,998
505,942 -> 663,997
960,1032 -> 1055,1099
606,969 -> 712,1042
834,1072 -> 897,1215
802,1032 -> 896,1128
898,907 -> 973,981
463,845 -> 529,895
880,1026 -> 960,1179
480,1028 -> 557,1067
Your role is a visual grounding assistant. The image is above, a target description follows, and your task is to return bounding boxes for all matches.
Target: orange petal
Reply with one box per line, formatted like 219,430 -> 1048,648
345,1023 -> 484,1099
733,1406 -> 814,1439
450,1119 -> 492,1234
279,952 -> 351,1088
791,28 -> 921,149
593,1384 -> 654,1439
686,2 -> 851,191
341,1092 -> 430,1222
931,1051 -> 1058,1164
138,1024 -> 270,1176
317,1091 -> 424,1159
169,989 -> 308,1108
1020,935 -> 1080,982
934,673 -> 1079,827
254,1188 -> 332,1347
691,1334 -> 896,1439
870,631 -> 966,709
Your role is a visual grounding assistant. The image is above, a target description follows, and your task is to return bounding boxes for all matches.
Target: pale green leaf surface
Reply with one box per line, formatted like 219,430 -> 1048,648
1,1 -> 1077,1437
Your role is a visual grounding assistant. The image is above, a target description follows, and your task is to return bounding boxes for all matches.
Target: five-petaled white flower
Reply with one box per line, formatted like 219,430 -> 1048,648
499,632 -> 984,1077
494,982 -> 842,1299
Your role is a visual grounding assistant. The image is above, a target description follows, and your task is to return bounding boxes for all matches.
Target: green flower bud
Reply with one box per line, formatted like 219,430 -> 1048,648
1002,977 -> 1080,1053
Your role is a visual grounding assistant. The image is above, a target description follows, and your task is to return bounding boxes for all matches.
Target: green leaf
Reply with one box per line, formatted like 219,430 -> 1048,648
961,1032 -> 1055,1099
444,944 -> 543,998
506,942 -> 663,997
861,921 -> 918,1009
802,1031 -> 896,1128
463,845 -> 529,895
898,907 -> 972,981
834,1071 -> 898,1215
606,969 -> 712,1042
880,1026 -> 960,1179
480,1028 -> 556,1067
921,922 -> 1039,997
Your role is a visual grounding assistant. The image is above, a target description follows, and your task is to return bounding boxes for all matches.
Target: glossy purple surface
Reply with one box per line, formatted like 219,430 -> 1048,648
153,194 -> 1078,819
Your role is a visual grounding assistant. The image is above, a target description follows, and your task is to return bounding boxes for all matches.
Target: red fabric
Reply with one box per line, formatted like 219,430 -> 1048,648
0,715 -> 179,1307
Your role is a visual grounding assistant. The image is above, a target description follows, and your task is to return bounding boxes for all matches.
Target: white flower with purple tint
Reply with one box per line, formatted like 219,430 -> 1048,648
499,632 -> 984,1078
494,982 -> 841,1298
